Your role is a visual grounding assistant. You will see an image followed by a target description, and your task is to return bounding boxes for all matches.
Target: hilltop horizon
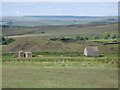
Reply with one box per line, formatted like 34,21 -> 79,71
2,15 -> 118,17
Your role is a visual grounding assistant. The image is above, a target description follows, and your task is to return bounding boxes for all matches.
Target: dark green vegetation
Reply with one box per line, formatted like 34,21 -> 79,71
0,36 -> 15,45
75,32 -> 118,40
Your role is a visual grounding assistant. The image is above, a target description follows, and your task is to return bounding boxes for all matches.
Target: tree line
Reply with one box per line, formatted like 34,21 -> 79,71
75,32 -> 118,40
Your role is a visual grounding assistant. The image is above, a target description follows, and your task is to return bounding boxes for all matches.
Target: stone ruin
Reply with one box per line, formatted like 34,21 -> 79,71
14,51 -> 33,58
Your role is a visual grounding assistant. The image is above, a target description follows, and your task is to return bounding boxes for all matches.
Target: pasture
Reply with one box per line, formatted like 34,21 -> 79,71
2,52 -> 119,88
2,63 -> 118,88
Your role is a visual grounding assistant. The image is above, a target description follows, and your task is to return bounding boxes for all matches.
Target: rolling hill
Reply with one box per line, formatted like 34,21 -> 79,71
2,23 -> 118,36
2,16 -> 118,53
3,37 -> 118,53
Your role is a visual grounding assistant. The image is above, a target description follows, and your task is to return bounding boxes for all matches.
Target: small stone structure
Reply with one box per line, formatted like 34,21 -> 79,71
84,46 -> 99,56
19,51 -> 25,58
25,52 -> 32,58
14,51 -> 32,58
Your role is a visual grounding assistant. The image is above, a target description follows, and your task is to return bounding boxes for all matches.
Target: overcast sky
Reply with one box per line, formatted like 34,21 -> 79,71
2,2 -> 118,16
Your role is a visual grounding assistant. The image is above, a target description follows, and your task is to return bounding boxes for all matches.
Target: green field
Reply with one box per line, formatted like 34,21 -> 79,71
2,51 -> 119,88
2,63 -> 118,88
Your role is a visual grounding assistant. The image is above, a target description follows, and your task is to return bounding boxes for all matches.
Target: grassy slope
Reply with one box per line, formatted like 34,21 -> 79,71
2,23 -> 118,36
2,36 -> 118,53
2,23 -> 118,53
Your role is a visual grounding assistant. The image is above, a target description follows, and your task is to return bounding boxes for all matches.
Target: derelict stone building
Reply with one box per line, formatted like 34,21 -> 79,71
14,51 -> 32,58
84,46 -> 99,56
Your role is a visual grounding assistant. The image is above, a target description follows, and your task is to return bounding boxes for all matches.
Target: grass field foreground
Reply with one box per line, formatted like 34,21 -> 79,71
2,53 -> 119,88
2,63 -> 118,88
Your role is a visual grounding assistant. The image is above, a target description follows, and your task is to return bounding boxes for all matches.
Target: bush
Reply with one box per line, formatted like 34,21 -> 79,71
111,33 -> 117,40
103,32 -> 110,39
0,36 -> 15,45
76,36 -> 80,40
41,31 -> 45,33
93,36 -> 99,39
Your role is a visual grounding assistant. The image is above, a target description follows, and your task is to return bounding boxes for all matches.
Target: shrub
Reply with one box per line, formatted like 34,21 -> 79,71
111,33 -> 117,40
0,36 -> 15,45
103,32 -> 110,39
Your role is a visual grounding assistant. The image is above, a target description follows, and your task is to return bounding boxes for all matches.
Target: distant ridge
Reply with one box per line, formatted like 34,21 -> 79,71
2,16 -> 118,27
24,15 -> 99,18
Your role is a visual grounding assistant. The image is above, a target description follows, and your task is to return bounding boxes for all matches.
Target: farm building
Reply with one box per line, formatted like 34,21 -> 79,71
14,51 -> 32,58
84,46 -> 99,56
